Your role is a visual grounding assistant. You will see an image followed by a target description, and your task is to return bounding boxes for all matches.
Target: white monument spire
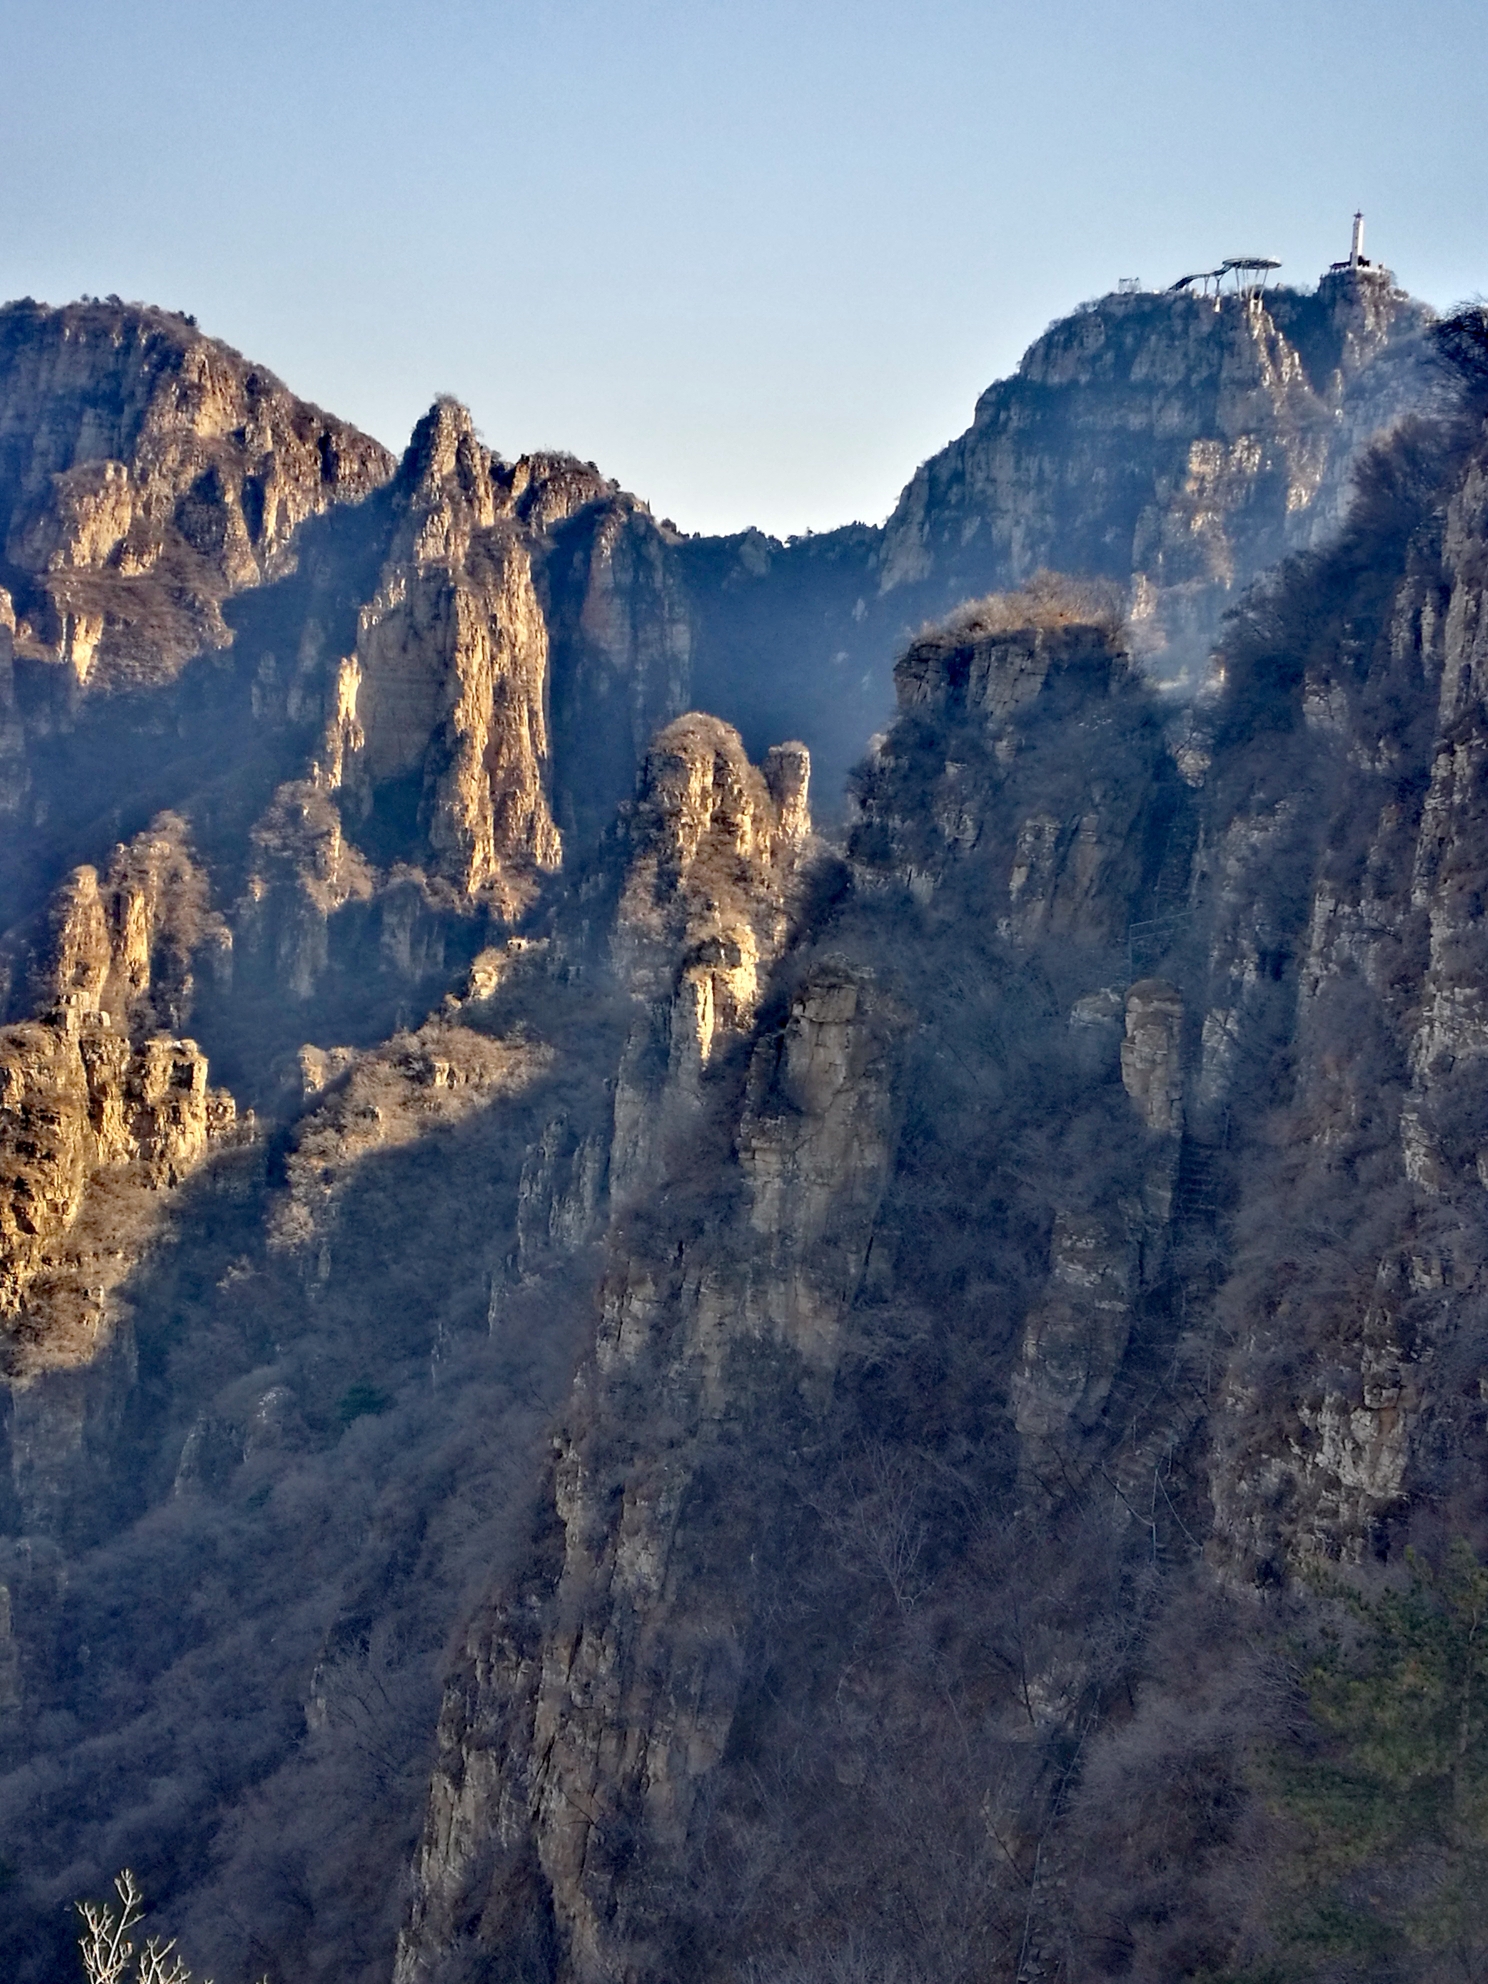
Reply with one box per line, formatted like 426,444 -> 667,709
1324,211 -> 1387,284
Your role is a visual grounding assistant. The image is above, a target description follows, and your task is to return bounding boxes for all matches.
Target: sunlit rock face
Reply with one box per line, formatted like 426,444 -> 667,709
326,400 -> 570,908
604,713 -> 814,1193
219,412 -> 626,1026
615,716 -> 810,994
877,272 -> 1436,682
0,816 -> 236,1382
0,297 -> 394,690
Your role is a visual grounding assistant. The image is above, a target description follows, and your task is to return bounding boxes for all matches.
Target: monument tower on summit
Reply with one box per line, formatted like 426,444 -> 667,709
1325,211 -> 1393,286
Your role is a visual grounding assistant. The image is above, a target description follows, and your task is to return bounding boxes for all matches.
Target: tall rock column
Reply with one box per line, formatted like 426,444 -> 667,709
609,713 -> 813,1189
330,400 -> 563,906
1120,979 -> 1184,1136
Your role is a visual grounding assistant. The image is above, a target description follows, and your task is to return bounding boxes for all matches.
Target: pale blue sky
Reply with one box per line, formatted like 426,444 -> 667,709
4,0 -> 1485,536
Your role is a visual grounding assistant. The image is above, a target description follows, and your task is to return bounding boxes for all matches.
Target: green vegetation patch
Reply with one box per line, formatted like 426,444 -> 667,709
1262,1540 -> 1488,1974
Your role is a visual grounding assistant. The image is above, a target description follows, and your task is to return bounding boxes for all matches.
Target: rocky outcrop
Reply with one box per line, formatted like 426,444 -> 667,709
878,270 -> 1436,681
236,781 -> 376,1001
609,714 -> 813,1190
0,817 -> 236,1378
268,1017 -> 550,1270
0,1016 -> 228,1376
0,588 -> 24,820
1120,979 -> 1184,1136
1397,437 -> 1488,1189
546,497 -> 696,847
1174,383 -> 1488,1572
9,810 -> 231,1032
226,412 -> 622,1015
614,714 -> 810,1038
327,402 -> 577,907
0,298 -> 394,690
1012,1209 -> 1136,1449
398,959 -> 905,1984
731,961 -> 904,1371
854,574 -> 1178,948
534,270 -> 1442,832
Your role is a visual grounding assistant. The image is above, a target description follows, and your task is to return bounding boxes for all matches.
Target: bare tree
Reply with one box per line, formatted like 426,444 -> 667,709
76,1871 -> 262,1984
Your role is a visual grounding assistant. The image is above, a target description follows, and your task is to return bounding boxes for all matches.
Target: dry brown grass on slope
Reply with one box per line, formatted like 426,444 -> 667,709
918,569 -> 1128,651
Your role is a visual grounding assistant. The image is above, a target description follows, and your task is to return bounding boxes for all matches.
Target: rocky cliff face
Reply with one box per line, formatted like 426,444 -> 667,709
0,284 -> 1480,1984
0,298 -> 394,694
1188,391 -> 1488,1578
327,401 -> 568,905
227,408 -> 618,1015
396,583 -> 1176,1981
608,713 -> 812,1187
401,942 -> 903,1984
658,267 -> 1437,819
0,273 -> 1436,955
545,495 -> 696,851
0,815 -> 236,1381
396,343 -> 1488,1982
877,268 -> 1436,682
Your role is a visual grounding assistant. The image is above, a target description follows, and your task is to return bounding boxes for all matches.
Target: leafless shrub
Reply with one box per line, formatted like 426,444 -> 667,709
1434,302 -> 1488,394
76,1870 -> 260,1984
814,1441 -> 931,1613
740,1938 -> 926,1984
